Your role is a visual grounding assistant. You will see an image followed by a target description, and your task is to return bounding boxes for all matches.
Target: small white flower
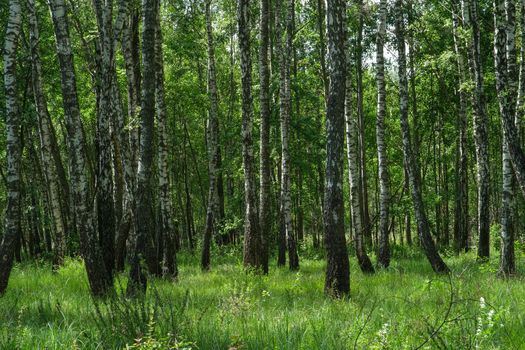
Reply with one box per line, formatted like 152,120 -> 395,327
487,309 -> 495,328
479,297 -> 486,309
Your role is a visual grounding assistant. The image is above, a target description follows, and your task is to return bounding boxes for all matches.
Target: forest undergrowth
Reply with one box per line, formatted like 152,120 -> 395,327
0,244 -> 524,350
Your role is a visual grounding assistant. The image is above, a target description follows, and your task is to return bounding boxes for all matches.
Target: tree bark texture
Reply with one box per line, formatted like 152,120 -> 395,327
324,0 -> 350,296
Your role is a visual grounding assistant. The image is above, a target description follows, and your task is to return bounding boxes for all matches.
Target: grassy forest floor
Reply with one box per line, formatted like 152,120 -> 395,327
0,245 -> 524,349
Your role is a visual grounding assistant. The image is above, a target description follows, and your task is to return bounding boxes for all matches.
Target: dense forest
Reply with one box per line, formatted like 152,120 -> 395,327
1,0 -> 525,348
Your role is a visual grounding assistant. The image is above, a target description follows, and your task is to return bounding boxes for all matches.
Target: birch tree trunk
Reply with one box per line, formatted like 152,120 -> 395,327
128,0 -> 158,295
355,0 -> 372,248
375,0 -> 390,268
324,0 -> 350,296
0,0 -> 22,295
462,0 -> 491,260
93,0 -> 117,280
239,0 -> 263,271
275,3 -> 287,268
115,2 -> 141,272
258,0 -> 271,274
277,0 -> 299,271
155,1 -> 178,279
494,0 -> 517,276
202,0 -> 220,272
452,2 -> 469,253
28,0 -> 66,269
395,0 -> 449,274
48,0 -> 113,296
345,71 -> 374,274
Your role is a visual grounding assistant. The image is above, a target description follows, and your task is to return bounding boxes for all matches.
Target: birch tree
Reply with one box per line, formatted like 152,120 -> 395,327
258,0 -> 271,274
0,0 -> 22,295
202,0 -> 220,271
395,0 -> 449,273
277,0 -> 299,271
345,43 -> 374,273
156,0 -> 178,279
462,0 -> 491,260
239,0 -> 263,271
452,1 -> 469,253
355,0 -> 371,247
92,0 -> 117,280
28,0 -> 66,269
48,0 -> 113,296
115,1 -> 141,272
324,0 -> 350,296
375,0 -> 390,268
494,0 -> 518,276
128,0 -> 159,295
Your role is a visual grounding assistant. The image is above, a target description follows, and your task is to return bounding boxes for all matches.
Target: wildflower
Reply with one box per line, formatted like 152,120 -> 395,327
479,297 -> 486,309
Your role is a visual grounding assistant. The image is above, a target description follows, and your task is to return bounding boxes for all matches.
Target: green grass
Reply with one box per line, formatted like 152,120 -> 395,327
0,246 -> 524,349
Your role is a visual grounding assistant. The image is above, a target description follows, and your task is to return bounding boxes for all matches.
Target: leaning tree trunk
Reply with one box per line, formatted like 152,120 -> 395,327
202,0 -> 220,272
452,2 -> 469,253
48,0 -> 113,296
345,54 -> 374,273
324,0 -> 350,296
28,0 -> 66,269
395,0 -> 449,274
375,0 -> 390,269
258,0 -> 271,274
494,0 -> 517,276
277,0 -> 299,271
155,1 -> 178,279
462,0 -> 491,260
239,0 -> 263,271
0,0 -> 22,295
127,0 -> 158,295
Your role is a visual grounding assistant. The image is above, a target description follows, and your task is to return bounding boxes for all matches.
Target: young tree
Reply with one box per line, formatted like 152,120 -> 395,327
324,0 -> 350,296
258,0 -> 271,274
48,0 -> 113,296
0,0 -> 22,295
128,0 -> 159,295
375,0 -> 390,268
28,0 -> 66,269
239,0 -> 263,271
202,0 -> 220,271
395,0 -> 449,273
462,0 -> 491,260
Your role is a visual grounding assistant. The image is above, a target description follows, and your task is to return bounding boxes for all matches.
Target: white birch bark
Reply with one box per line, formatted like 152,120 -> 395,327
462,0 -> 491,259
48,0 -> 113,296
155,1 -> 178,279
375,0 -> 390,268
277,0 -> 299,271
452,2 -> 469,252
28,0 -> 66,269
324,0 -> 350,296
202,0 -> 220,272
495,0 -> 517,276
395,0 -> 449,273
239,0 -> 263,271
0,0 -> 22,295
